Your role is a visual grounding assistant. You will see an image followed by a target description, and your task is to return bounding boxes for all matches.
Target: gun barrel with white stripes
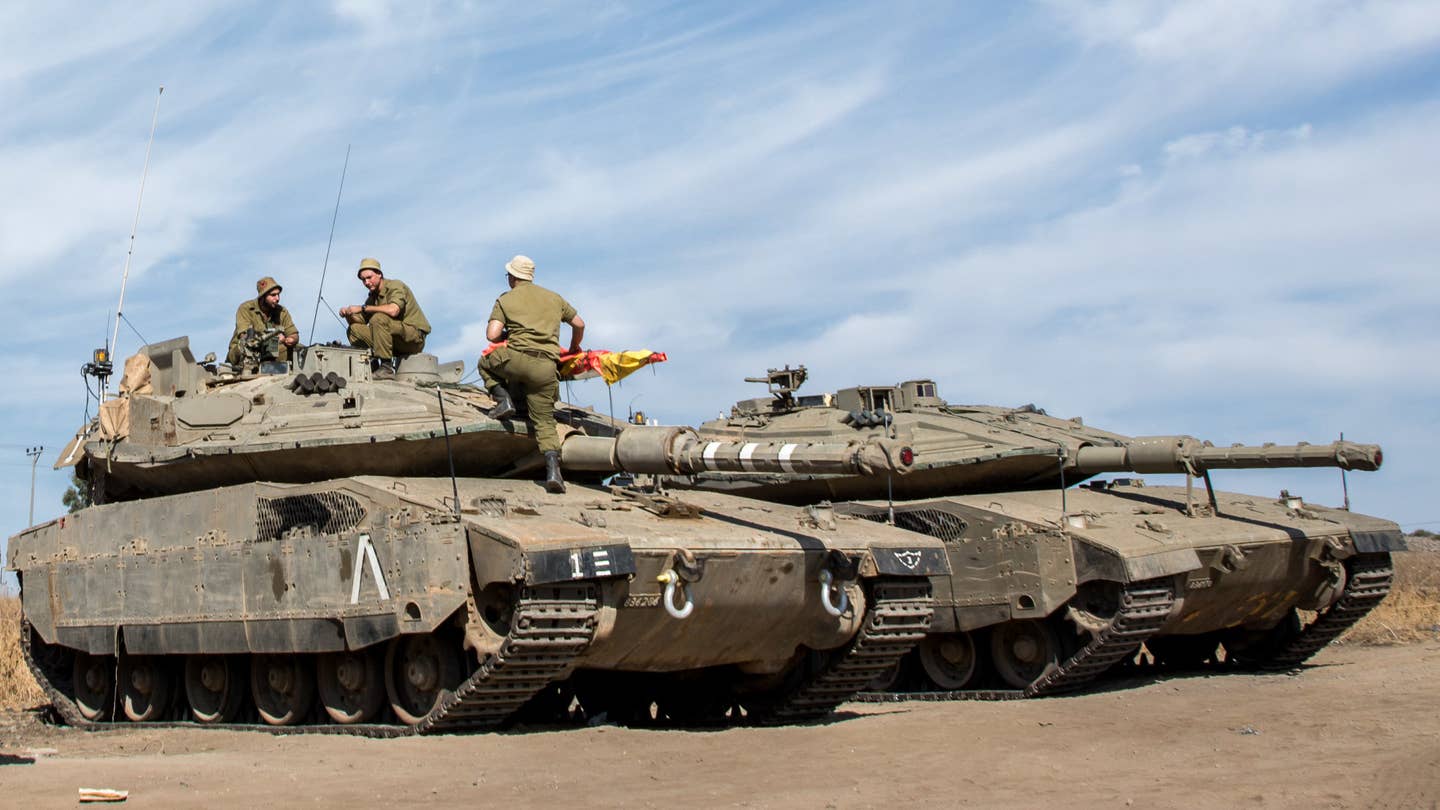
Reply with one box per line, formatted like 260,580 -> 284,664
560,425 -> 915,476
1070,436 -> 1383,475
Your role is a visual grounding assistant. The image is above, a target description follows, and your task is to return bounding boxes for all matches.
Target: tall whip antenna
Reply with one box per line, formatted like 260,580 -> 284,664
105,86 -> 164,401
309,144 -> 351,343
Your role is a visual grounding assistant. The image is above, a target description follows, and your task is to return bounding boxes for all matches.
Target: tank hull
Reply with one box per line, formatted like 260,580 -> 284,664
835,483 -> 1402,696
8,477 -> 945,731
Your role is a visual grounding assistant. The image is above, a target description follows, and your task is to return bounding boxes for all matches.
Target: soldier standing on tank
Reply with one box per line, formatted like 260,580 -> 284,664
340,257 -> 431,380
479,254 -> 585,494
227,276 -> 299,365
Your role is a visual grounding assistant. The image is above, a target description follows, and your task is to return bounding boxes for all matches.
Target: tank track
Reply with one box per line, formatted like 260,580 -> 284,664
21,584 -> 599,737
856,578 -> 1176,702
753,580 -> 934,722
1254,552 -> 1394,671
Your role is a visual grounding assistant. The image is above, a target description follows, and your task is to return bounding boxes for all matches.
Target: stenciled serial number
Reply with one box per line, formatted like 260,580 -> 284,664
622,593 -> 662,608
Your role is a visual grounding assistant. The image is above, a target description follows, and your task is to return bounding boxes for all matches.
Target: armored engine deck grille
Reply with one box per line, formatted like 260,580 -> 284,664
256,492 -> 367,541
850,507 -> 969,543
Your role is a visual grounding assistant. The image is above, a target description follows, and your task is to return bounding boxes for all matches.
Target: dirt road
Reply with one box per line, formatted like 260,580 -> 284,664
2,643 -> 1437,809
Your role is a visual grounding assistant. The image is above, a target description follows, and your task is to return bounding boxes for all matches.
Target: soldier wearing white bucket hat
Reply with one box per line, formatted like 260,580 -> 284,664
479,255 -> 586,493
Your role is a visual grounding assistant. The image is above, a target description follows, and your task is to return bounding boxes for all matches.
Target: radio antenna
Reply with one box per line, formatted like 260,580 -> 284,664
309,144 -> 351,344
104,86 -> 164,402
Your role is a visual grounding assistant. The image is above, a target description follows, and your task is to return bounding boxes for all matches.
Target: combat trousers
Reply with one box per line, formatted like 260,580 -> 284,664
347,312 -> 426,359
479,346 -> 561,453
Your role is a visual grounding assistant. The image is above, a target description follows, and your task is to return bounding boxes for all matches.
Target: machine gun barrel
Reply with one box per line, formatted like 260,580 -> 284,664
561,425 -> 914,477
1070,436 -> 1382,475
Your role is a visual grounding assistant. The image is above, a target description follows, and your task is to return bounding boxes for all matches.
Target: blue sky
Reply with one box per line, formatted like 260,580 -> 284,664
4,1 -> 1439,579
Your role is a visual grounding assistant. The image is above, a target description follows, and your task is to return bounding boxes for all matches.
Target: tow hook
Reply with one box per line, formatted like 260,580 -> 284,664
658,549 -> 705,621
1214,544 -> 1249,574
820,550 -> 860,617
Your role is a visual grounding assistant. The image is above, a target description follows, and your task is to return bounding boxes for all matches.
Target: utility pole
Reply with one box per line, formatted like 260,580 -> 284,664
26,446 -> 43,526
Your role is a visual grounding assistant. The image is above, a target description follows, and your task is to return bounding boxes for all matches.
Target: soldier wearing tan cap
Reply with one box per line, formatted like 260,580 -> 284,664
227,276 -> 299,366
479,254 -> 585,493
340,257 -> 432,379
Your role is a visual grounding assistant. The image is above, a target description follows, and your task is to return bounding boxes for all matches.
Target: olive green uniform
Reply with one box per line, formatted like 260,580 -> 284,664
479,282 -> 577,454
227,299 -> 298,365
347,278 -> 431,359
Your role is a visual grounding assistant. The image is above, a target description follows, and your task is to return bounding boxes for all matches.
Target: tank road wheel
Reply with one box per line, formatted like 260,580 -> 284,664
385,634 -> 463,726
251,655 -> 316,726
918,633 -> 979,690
317,649 -> 386,725
990,620 -> 1062,690
119,655 -> 175,722
184,655 -> 247,724
71,653 -> 116,721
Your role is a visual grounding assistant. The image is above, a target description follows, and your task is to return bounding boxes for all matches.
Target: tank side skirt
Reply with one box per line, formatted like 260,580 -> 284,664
21,584 -> 600,737
856,577 -> 1175,702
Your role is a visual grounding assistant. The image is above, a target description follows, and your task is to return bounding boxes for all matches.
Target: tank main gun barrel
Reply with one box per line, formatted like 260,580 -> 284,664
561,425 -> 914,477
1070,436 -> 1382,475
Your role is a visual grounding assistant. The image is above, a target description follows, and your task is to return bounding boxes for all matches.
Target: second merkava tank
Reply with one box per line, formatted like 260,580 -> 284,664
667,366 -> 1404,697
7,339 -> 947,733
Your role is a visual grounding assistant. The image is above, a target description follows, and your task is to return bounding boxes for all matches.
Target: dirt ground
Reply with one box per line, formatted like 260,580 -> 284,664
1,643 -> 1437,809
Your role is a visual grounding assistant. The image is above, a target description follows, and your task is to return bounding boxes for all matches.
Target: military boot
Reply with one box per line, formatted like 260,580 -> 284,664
488,385 -> 516,420
372,357 -> 396,381
544,450 -> 565,494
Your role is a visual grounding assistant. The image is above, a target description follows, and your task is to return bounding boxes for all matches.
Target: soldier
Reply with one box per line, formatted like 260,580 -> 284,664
339,257 -> 431,380
479,255 -> 585,493
227,276 -> 299,366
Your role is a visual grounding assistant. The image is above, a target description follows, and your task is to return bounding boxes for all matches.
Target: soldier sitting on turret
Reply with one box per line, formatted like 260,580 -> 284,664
340,257 -> 431,380
227,276 -> 299,366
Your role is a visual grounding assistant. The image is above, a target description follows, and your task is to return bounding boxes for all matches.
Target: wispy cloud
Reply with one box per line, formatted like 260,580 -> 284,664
2,1 -> 1439,558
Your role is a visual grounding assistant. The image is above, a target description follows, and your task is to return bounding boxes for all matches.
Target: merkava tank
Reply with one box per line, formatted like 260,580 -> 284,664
6,340 -> 946,732
671,367 -> 1404,696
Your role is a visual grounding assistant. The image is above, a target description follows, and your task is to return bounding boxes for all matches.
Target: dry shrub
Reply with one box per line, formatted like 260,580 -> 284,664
1,595 -> 45,710
1343,551 -> 1440,645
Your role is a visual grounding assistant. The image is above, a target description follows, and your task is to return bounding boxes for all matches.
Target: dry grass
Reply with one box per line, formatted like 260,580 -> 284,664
1343,551 -> 1440,645
1,595 -> 44,710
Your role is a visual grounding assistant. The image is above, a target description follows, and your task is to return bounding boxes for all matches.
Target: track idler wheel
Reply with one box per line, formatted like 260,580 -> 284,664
251,655 -> 316,726
317,649 -> 386,724
185,655 -> 247,724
